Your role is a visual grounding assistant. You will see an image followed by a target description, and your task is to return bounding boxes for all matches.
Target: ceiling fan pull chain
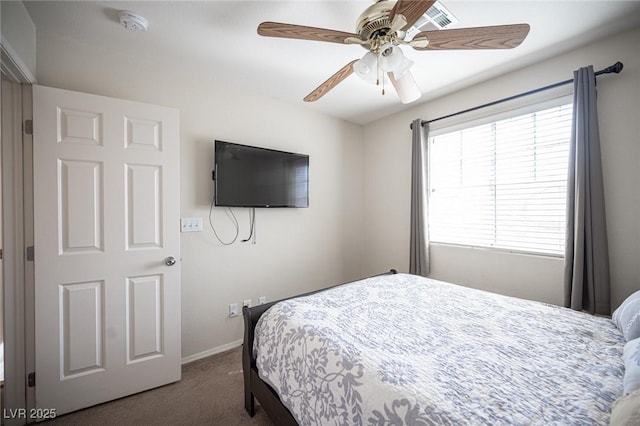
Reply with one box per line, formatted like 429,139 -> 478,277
381,53 -> 385,95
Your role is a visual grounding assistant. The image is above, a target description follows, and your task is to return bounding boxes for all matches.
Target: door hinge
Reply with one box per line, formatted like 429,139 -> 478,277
24,119 -> 33,135
26,245 -> 34,261
28,372 -> 36,387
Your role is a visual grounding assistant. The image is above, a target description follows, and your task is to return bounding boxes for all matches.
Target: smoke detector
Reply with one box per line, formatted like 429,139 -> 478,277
118,10 -> 148,32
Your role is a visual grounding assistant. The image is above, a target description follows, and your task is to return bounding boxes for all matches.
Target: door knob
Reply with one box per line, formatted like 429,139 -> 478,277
165,256 -> 177,266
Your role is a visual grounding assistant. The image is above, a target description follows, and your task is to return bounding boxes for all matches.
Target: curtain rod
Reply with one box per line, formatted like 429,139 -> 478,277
410,61 -> 623,129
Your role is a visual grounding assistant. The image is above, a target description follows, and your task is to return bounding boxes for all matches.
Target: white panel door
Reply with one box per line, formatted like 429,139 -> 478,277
33,85 -> 181,415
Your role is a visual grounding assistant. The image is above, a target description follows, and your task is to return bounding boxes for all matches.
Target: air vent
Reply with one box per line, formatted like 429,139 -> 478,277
425,1 -> 458,29
405,1 -> 458,39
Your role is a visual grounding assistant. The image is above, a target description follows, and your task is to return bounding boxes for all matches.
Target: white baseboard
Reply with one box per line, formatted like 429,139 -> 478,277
181,339 -> 243,365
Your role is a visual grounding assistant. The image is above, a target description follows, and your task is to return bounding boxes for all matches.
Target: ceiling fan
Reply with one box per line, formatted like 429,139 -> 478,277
257,0 -> 530,104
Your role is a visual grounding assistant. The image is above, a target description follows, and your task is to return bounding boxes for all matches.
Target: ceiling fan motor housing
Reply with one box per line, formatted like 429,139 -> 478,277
356,1 -> 396,50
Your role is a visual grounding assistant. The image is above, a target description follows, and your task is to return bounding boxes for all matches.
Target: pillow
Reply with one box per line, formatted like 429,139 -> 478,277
613,290 -> 640,341
623,338 -> 640,394
611,387 -> 640,426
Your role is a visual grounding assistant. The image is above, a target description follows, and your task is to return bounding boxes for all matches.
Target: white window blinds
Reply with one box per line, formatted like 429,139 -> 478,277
428,103 -> 572,256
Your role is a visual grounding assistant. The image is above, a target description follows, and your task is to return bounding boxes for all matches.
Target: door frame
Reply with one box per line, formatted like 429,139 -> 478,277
1,38 -> 36,425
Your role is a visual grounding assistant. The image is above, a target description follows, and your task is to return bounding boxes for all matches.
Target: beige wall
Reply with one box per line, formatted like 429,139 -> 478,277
362,26 -> 640,309
34,33 -> 364,359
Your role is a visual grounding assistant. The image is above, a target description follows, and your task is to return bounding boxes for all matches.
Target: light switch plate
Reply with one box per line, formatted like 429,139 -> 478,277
181,217 -> 203,232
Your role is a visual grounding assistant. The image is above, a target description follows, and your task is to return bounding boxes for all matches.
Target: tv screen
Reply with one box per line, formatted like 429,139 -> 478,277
214,140 -> 309,208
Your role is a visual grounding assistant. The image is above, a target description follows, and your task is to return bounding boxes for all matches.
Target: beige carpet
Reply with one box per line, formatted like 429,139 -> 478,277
43,346 -> 274,426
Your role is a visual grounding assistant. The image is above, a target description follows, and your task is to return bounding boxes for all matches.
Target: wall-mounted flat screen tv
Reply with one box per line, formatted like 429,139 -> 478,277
214,140 -> 309,208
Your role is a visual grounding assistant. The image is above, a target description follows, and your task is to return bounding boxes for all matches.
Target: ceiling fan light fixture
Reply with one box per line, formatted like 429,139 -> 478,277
354,51 -> 378,83
378,43 -> 403,72
389,71 -> 421,104
392,56 -> 415,79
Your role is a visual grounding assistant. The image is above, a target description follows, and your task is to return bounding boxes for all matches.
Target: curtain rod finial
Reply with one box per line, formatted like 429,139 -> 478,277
601,62 -> 623,75
612,61 -> 624,73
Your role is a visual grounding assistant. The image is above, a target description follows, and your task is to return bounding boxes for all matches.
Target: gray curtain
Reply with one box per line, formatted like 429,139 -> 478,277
564,65 -> 611,315
409,119 -> 430,276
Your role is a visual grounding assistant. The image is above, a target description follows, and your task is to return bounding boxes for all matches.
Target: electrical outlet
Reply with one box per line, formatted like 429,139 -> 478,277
229,303 -> 238,317
258,296 -> 267,305
243,299 -> 252,308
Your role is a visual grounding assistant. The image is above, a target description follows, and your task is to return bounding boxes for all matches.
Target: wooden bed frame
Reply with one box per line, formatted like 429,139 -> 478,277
242,269 -> 398,425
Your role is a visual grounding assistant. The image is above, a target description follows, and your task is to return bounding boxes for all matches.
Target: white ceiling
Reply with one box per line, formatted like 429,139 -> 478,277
24,1 -> 640,125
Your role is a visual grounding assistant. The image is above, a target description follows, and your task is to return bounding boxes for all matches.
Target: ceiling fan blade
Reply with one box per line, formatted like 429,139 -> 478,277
304,60 -> 357,102
413,24 -> 530,50
389,0 -> 436,32
258,21 -> 362,44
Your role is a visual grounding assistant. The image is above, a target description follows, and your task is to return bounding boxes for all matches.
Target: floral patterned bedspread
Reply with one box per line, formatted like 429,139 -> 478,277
254,273 -> 625,425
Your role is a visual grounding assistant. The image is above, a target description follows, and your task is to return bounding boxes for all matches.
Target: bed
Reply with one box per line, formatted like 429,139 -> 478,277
242,271 -> 629,425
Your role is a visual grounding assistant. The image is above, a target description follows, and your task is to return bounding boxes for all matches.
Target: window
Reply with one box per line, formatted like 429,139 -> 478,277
428,102 -> 572,256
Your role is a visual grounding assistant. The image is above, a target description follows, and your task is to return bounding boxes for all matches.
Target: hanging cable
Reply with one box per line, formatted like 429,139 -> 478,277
208,196 -> 239,245
242,208 -> 256,243
252,208 -> 257,245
